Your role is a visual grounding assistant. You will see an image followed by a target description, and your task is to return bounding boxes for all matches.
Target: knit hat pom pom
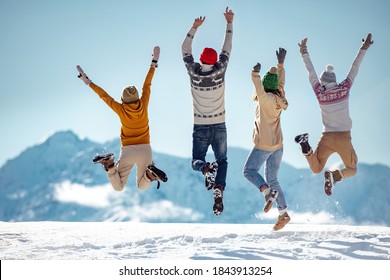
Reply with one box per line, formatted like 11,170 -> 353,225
319,64 -> 337,84
326,64 -> 334,73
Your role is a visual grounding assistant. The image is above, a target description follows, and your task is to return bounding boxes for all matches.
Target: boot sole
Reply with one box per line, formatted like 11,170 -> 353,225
92,153 -> 114,163
324,171 -> 333,196
213,187 -> 223,216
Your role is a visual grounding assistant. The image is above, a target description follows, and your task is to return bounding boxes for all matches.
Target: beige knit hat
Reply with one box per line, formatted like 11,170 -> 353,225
121,86 -> 139,104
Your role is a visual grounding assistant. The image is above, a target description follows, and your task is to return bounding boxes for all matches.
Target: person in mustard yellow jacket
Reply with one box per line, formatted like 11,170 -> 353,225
76,46 -> 167,191
243,48 -> 290,231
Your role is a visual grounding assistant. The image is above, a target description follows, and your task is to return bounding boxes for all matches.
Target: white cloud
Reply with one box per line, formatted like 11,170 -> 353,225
53,181 -> 112,208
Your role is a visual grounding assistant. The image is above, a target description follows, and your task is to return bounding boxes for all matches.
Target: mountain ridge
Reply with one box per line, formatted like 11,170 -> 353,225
1,130 -> 389,225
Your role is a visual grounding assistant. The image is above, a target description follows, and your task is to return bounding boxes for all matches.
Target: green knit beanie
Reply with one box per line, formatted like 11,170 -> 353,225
262,67 -> 279,91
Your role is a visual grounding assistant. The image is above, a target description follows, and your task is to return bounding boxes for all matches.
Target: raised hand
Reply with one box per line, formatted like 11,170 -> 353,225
253,63 -> 261,73
361,33 -> 374,50
151,46 -> 160,67
192,16 -> 205,29
224,7 -> 234,23
76,65 -> 91,85
276,47 -> 287,64
298,38 -> 308,55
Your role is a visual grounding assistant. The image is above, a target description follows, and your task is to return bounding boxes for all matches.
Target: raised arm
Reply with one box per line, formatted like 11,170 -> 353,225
346,33 -> 373,84
299,38 -> 320,88
251,63 -> 266,101
220,7 -> 234,61
181,16 -> 205,61
276,48 -> 286,93
76,65 -> 122,113
141,46 -> 159,105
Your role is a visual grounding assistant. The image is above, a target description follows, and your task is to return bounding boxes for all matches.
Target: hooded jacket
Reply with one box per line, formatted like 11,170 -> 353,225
251,64 -> 288,151
89,67 -> 155,146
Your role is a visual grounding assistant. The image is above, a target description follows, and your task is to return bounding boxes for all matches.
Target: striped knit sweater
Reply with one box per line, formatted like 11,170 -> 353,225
181,23 -> 233,125
302,48 -> 367,132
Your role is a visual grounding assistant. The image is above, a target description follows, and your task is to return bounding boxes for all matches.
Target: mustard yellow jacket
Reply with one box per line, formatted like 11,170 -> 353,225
89,67 -> 155,146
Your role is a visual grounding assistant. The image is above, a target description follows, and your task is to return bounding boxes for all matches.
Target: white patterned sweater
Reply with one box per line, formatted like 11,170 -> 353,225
302,48 -> 367,132
181,23 -> 233,125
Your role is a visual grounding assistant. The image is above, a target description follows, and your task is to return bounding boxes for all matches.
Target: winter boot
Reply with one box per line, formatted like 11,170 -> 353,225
294,133 -> 312,155
146,163 -> 168,189
92,153 -> 115,171
262,187 -> 279,213
213,185 -> 224,216
324,170 -> 342,196
273,212 -> 290,231
203,162 -> 218,190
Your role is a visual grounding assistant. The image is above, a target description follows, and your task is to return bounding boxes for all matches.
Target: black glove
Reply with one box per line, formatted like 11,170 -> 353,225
253,63 -> 261,73
276,47 -> 287,64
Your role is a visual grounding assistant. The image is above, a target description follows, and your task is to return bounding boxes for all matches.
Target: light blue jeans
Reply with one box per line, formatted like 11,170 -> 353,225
243,147 -> 287,210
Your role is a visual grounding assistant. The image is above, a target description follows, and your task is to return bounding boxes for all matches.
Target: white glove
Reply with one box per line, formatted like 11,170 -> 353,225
151,46 -> 160,68
76,65 -> 92,85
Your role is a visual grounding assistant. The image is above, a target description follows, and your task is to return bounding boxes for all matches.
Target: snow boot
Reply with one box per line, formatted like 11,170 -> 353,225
146,163 -> 168,189
203,162 -> 218,190
295,133 -> 312,155
324,170 -> 341,196
273,212 -> 290,231
92,153 -> 115,171
263,188 -> 279,213
213,185 -> 224,216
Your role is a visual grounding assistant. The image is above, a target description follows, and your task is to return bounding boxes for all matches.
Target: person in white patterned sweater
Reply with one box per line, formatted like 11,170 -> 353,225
181,7 -> 234,216
295,33 -> 374,196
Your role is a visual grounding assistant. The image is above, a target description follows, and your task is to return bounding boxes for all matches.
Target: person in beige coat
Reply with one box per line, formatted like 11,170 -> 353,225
243,48 -> 290,231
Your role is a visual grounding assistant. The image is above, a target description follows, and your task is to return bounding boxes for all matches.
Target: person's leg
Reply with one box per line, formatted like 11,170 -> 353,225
335,131 -> 358,180
108,146 -> 134,191
134,144 -> 153,191
243,148 -> 268,189
265,148 -> 286,211
306,132 -> 334,174
191,124 -> 211,173
211,123 -> 228,189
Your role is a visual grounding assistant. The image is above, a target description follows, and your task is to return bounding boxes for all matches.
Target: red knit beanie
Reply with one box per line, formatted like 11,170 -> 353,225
200,48 -> 218,65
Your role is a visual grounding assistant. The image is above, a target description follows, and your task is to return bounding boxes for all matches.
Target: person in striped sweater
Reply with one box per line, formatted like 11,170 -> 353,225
181,7 -> 234,216
295,34 -> 373,196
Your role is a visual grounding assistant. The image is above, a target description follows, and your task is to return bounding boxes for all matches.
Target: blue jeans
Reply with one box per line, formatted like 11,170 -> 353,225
192,123 -> 228,189
243,147 -> 287,210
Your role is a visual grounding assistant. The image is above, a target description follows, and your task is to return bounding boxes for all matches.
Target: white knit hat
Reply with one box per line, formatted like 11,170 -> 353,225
319,65 -> 336,84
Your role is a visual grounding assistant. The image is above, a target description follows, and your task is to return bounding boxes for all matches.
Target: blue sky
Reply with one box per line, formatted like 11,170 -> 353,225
1,0 -> 389,169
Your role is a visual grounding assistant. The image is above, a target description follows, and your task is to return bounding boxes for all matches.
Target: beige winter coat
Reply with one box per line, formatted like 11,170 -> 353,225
251,64 -> 288,151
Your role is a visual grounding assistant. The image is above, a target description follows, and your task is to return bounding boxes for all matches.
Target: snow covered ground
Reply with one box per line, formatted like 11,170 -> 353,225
1,222 -> 389,280
1,222 -> 389,260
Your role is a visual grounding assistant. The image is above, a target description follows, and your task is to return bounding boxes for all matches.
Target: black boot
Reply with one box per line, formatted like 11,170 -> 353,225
146,164 -> 168,189
295,133 -> 312,155
92,153 -> 115,171
203,162 -> 218,190
213,185 -> 224,216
